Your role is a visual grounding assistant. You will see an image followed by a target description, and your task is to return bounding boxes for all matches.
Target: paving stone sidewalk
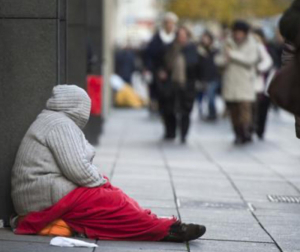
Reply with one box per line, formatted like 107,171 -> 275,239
1,109 -> 300,252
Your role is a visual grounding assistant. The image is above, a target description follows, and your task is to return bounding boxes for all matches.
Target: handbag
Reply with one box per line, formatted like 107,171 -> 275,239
268,49 -> 300,117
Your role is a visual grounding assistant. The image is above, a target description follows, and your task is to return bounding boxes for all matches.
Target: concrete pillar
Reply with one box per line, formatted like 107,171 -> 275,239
86,0 -> 103,75
66,0 -> 87,89
102,0 -> 117,118
0,0 -> 67,223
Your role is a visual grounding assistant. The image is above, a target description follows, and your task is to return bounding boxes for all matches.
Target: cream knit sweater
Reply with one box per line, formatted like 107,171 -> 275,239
11,85 -> 106,216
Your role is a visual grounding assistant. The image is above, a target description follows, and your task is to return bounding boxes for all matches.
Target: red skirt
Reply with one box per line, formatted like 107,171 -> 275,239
15,180 -> 177,241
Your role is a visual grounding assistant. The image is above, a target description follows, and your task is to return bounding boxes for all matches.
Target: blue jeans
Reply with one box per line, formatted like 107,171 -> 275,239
197,81 -> 220,118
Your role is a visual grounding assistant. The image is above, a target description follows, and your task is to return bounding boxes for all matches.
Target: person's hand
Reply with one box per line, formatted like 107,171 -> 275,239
224,48 -> 230,62
158,70 -> 168,81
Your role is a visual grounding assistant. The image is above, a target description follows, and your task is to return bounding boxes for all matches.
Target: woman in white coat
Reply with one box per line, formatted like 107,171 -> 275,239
215,21 -> 259,144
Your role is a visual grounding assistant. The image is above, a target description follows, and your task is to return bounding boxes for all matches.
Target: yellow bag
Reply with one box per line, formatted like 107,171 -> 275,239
115,84 -> 143,108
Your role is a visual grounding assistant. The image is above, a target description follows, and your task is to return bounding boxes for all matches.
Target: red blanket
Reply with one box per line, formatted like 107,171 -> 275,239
16,180 -> 176,241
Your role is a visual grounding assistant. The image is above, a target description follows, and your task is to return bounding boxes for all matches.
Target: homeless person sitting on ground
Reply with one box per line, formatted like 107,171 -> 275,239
11,85 -> 206,242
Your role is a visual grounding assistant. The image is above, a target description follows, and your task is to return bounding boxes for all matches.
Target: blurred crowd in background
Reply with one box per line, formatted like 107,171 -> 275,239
111,0 -> 288,145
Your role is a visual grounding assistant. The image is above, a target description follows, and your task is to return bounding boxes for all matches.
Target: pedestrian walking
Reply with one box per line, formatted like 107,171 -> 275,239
252,29 -> 273,140
115,45 -> 136,84
11,85 -> 206,242
196,31 -> 220,121
159,26 -> 198,144
215,21 -> 259,145
144,12 -> 178,113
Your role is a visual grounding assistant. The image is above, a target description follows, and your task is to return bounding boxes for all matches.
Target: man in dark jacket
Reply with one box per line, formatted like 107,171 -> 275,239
279,0 -> 300,138
160,26 -> 198,143
144,12 -> 178,112
115,46 -> 136,84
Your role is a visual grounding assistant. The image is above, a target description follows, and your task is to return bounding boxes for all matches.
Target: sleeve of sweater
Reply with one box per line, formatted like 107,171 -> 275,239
46,123 -> 103,187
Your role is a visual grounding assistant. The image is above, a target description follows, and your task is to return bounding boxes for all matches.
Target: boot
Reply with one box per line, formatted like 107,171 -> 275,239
241,125 -> 253,143
163,114 -> 176,140
162,221 -> 206,242
233,126 -> 243,145
180,114 -> 190,144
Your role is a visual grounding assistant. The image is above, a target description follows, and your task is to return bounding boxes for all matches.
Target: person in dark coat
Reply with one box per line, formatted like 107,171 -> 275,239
115,46 -> 136,84
279,0 -> 300,138
144,12 -> 178,112
252,29 -> 273,140
159,26 -> 198,144
196,31 -> 220,121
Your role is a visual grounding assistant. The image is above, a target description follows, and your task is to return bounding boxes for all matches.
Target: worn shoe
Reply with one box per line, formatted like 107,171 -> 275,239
164,134 -> 176,141
180,137 -> 187,145
162,222 -> 206,242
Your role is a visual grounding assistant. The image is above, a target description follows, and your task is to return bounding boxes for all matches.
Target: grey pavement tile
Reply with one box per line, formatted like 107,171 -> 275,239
254,156 -> 300,166
269,164 -> 300,177
249,201 -> 300,251
112,173 -> 170,181
0,229 -> 97,244
229,175 -> 284,183
171,172 -> 225,181
170,164 -> 219,173
173,179 -> 240,201
114,184 -> 173,193
133,199 -> 176,209
164,156 -> 208,163
112,178 -> 171,186
255,213 -> 300,252
253,202 -> 300,213
178,195 -> 243,205
118,153 -> 162,160
116,159 -> 165,167
0,229 -> 52,243
112,186 -> 175,201
232,180 -> 300,203
113,165 -> 167,174
189,240 -> 279,252
176,191 -> 240,203
220,163 -> 274,175
0,240 -> 93,252
216,158 -> 260,166
179,208 -> 272,243
174,177 -> 236,190
149,207 -> 179,217
93,155 -> 117,163
96,240 -> 187,252
166,161 -> 209,169
112,175 -> 170,183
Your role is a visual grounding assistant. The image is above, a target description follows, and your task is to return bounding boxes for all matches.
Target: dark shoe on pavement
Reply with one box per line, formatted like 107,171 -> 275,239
235,136 -> 252,145
205,115 -> 217,122
180,137 -> 186,144
256,132 -> 264,140
234,134 -> 246,145
162,222 -> 206,242
164,134 -> 176,141
242,134 -> 253,144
